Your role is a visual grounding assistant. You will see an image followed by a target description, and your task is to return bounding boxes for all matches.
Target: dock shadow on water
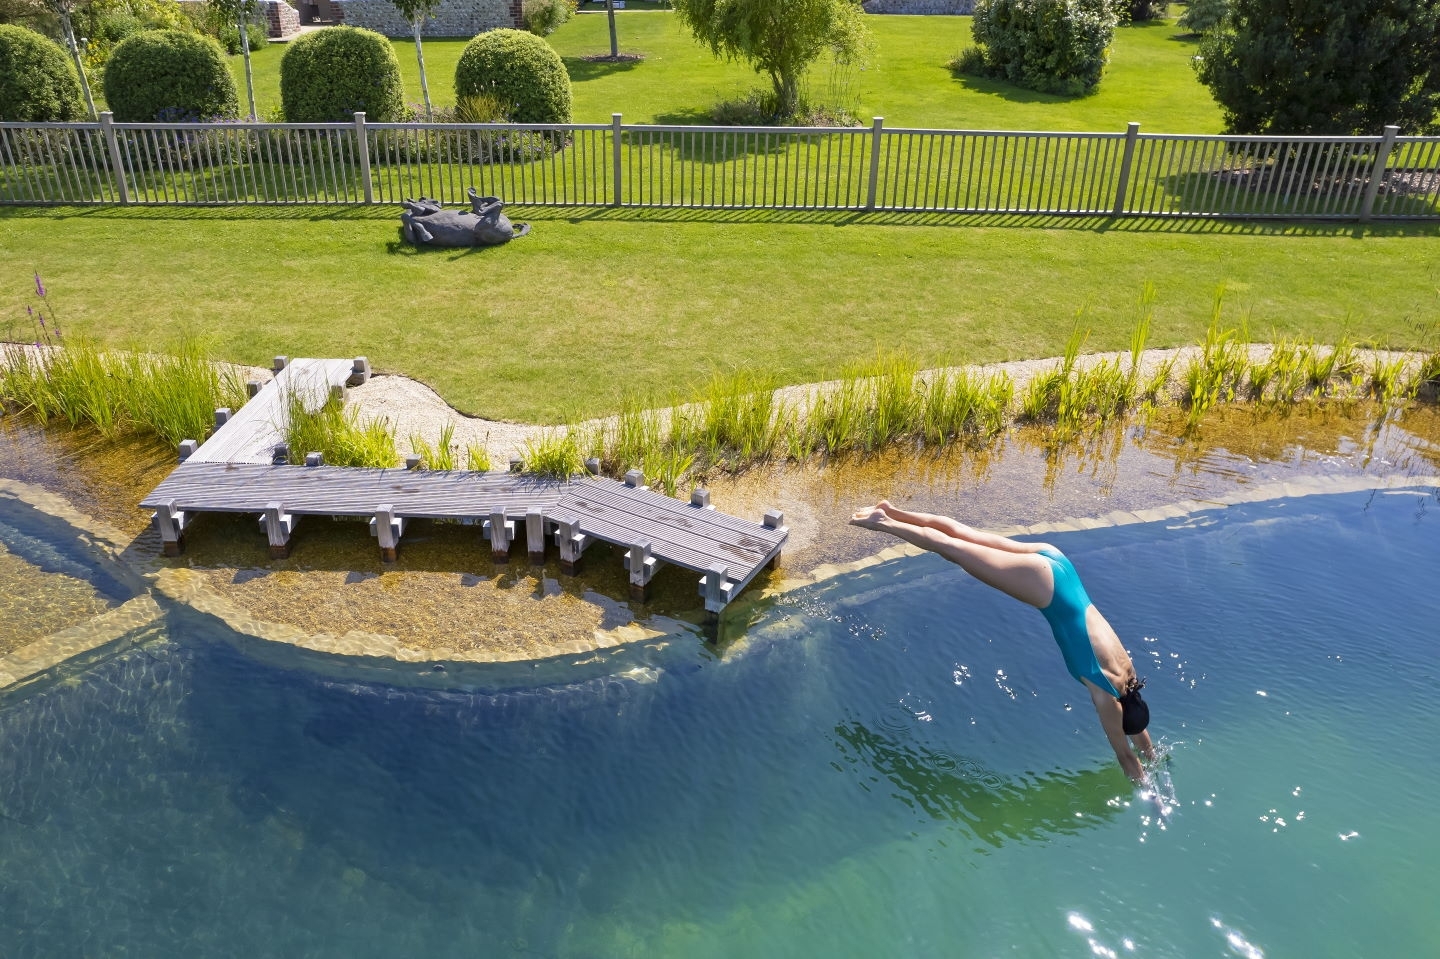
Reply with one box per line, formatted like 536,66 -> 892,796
0,401 -> 1438,956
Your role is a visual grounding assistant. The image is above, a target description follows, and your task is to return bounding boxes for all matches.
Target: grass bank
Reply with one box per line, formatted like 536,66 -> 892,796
3,207 -> 1438,424
226,12 -> 1221,131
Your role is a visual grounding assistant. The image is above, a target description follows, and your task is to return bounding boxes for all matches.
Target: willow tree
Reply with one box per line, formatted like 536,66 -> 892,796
671,0 -> 869,120
390,0 -> 441,120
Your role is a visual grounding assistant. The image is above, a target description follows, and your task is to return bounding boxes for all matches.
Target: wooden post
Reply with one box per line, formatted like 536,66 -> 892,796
354,112 -> 374,205
764,509 -> 786,570
525,509 -> 546,563
1359,125 -> 1401,222
154,499 -> 187,556
585,457 -> 601,475
509,456 -> 523,473
624,468 -> 645,488
611,112 -> 623,207
246,380 -> 262,399
405,455 -> 421,470
1112,122 -> 1141,216
99,112 -> 130,205
865,116 -> 884,211
626,539 -> 658,602
702,562 -> 732,613
272,442 -> 289,465
263,501 -> 295,559
214,408 -> 231,430
690,487 -> 711,509
486,510 -> 512,562
305,452 -> 323,467
178,439 -> 198,462
555,515 -> 587,574
372,504 -> 402,562
273,356 -> 289,373
349,356 -> 371,386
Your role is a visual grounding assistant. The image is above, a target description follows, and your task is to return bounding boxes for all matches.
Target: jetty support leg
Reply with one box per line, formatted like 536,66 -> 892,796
153,499 -> 189,556
625,539 -> 659,602
526,509 -> 546,564
485,510 -> 515,563
261,501 -> 297,559
555,516 -> 590,575
764,509 -> 787,570
701,562 -> 735,613
370,505 -> 405,562
349,356 -> 371,386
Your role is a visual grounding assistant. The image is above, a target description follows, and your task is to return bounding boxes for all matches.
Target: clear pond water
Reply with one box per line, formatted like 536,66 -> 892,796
1,486 -> 1437,957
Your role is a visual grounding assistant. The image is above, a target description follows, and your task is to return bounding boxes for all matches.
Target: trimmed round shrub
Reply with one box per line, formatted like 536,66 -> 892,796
102,29 -> 238,121
280,27 -> 405,123
455,29 -> 572,125
971,0 -> 1118,97
0,25 -> 86,122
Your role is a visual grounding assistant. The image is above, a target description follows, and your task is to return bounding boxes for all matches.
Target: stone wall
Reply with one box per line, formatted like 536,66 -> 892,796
333,0 -> 520,37
862,0 -> 976,13
263,0 -> 302,39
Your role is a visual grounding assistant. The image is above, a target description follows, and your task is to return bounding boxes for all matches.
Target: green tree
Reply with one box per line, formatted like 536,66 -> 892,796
1177,0 -> 1228,36
670,0 -> 870,120
388,0 -> 440,120
206,0 -> 259,119
970,0 -> 1118,97
1195,0 -> 1440,134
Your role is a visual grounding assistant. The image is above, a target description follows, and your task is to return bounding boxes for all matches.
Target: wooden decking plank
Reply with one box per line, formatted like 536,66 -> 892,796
549,502 -> 755,579
554,490 -> 782,578
560,481 -> 785,552
142,463 -> 568,518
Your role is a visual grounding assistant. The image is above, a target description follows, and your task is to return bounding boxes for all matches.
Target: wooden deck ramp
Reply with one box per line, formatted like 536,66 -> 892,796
142,360 -> 786,613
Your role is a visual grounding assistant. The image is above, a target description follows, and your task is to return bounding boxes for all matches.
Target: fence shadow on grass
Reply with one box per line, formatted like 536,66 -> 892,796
7,201 -> 1439,239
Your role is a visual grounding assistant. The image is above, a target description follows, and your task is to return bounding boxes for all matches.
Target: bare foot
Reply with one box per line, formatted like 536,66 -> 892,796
849,505 -> 890,530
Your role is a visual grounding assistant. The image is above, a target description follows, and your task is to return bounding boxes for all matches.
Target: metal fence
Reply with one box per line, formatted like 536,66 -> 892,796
3,113 -> 1437,221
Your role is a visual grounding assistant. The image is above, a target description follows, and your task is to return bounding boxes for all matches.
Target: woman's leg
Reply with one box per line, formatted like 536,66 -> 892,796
875,500 -> 1048,555
850,505 -> 1054,608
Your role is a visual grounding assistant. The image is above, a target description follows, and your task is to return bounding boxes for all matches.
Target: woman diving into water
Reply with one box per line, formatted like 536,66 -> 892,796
850,501 -> 1156,782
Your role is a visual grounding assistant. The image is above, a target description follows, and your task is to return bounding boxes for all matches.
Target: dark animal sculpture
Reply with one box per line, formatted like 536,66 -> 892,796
400,189 -> 531,247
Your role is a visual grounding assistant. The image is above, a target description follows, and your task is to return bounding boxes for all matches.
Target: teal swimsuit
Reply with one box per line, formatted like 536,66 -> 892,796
1036,548 -> 1120,698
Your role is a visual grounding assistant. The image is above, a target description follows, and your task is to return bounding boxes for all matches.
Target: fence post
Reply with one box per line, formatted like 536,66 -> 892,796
611,113 -> 623,207
1111,122 -> 1141,216
353,112 -> 374,205
98,112 -> 129,206
865,116 -> 884,211
1358,124 -> 1400,222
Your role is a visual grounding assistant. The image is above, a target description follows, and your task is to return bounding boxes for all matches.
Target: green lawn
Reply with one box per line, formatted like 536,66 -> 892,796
3,207 -> 1436,424
229,11 -> 1221,132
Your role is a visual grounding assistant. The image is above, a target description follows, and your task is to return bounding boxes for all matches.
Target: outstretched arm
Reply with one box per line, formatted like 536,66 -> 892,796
1089,682 -> 1146,783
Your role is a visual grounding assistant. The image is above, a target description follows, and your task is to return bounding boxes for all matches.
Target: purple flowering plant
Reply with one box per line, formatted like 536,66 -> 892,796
28,271 -> 63,347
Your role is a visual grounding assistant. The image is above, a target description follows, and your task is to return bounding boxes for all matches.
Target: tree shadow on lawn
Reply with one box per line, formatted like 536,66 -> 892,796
564,55 -> 646,84
947,72 -> 1093,106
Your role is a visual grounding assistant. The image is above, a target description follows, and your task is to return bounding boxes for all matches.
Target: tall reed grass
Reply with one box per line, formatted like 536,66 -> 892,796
283,394 -> 399,468
0,338 -> 248,446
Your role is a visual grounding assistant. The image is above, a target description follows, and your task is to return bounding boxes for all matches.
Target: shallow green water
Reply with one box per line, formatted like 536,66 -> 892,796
1,486 -> 1437,957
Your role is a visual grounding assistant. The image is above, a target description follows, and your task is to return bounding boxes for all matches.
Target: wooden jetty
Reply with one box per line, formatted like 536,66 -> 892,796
140,358 -> 786,613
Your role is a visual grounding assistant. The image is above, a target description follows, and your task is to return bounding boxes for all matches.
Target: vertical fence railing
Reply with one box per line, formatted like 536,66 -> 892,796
3,117 -> 1437,220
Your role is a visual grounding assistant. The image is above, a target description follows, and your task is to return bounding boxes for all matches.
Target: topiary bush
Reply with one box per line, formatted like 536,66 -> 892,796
0,24 -> 86,122
102,29 -> 238,121
279,26 -> 406,123
971,0 -> 1119,97
455,28 -> 572,125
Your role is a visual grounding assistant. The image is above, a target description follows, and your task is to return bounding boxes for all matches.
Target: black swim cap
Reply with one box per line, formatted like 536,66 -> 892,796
1120,684 -> 1150,736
